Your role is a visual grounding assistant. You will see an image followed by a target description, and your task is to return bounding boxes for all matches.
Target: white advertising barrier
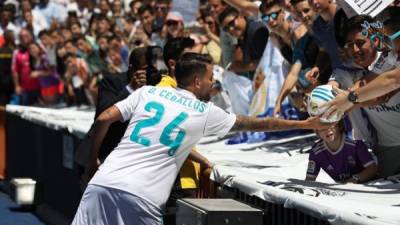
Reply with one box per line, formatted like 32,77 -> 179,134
6,105 -> 95,137
197,134 -> 400,225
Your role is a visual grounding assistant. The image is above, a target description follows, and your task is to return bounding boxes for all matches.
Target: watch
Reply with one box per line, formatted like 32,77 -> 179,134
347,91 -> 359,104
352,174 -> 361,183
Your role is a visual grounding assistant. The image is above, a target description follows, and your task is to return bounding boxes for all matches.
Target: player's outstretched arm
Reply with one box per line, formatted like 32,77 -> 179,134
230,115 -> 331,132
85,106 -> 123,180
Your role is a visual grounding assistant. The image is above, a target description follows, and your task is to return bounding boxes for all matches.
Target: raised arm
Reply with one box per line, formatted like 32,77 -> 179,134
85,106 -> 123,180
230,115 -> 330,132
274,61 -> 302,116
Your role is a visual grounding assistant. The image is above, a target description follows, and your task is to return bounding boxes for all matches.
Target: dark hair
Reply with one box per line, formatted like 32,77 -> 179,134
97,14 -> 110,23
155,0 -> 171,4
128,47 -> 147,72
290,0 -> 307,6
259,0 -> 280,12
72,34 -> 86,45
96,34 -> 110,41
127,46 -> 162,85
108,34 -> 121,43
138,4 -> 154,15
2,4 -> 16,15
38,29 -> 50,39
175,53 -> 213,87
63,52 -> 76,60
314,51 -> 332,85
334,8 -> 349,48
163,37 -> 195,67
382,6 -> 400,32
28,42 -> 44,70
218,6 -> 239,25
342,15 -> 374,44
303,36 -> 320,68
129,0 -> 141,8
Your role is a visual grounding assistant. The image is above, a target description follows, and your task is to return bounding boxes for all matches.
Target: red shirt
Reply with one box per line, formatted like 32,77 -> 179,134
12,49 -> 40,91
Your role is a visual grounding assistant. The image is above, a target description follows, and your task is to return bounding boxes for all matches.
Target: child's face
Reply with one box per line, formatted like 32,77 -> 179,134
316,125 -> 340,143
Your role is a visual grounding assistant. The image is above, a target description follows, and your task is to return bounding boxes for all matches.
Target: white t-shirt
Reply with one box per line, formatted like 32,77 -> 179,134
90,86 -> 236,209
365,51 -> 400,146
330,52 -> 400,147
329,66 -> 374,144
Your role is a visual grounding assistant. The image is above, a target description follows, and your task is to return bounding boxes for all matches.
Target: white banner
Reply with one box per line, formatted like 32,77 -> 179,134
197,134 -> 400,225
6,105 -> 95,137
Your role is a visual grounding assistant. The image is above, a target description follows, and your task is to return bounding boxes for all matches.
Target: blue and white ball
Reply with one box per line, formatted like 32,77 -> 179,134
307,85 -> 342,123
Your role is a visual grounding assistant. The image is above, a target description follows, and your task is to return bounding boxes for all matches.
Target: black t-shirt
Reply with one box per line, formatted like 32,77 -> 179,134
239,19 -> 269,64
0,46 -> 15,93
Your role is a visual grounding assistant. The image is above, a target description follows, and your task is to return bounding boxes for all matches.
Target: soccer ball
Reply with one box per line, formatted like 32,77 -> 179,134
307,85 -> 342,123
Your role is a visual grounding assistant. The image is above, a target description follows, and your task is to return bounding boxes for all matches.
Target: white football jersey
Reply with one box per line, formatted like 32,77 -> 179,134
90,86 -> 236,209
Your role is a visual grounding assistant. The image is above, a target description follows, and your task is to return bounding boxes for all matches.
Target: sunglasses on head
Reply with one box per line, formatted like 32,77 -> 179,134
365,30 -> 400,51
222,15 -> 237,32
262,10 -> 281,23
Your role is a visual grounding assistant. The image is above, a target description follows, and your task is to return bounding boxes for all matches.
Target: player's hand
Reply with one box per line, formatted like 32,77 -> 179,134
322,87 -> 352,120
304,116 -> 334,130
129,69 -> 147,90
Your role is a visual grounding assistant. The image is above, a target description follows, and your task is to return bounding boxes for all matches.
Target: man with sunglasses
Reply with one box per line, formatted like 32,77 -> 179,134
165,11 -> 185,40
154,0 -> 171,20
218,7 -> 268,75
327,14 -> 400,178
259,0 -> 317,118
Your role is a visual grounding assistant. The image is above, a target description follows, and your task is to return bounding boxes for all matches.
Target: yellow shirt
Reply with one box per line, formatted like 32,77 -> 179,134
157,74 -> 177,88
156,74 -> 200,189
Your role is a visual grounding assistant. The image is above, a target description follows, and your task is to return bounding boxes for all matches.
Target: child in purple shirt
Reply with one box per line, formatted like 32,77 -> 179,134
306,121 -> 377,183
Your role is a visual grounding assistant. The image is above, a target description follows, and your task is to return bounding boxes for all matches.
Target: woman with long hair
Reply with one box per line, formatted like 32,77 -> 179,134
28,42 -> 62,105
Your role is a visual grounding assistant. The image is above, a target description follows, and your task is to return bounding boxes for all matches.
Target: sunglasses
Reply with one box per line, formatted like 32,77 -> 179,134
262,10 -> 281,23
166,20 -> 179,26
155,6 -> 169,12
222,15 -> 237,32
206,20 -> 214,26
